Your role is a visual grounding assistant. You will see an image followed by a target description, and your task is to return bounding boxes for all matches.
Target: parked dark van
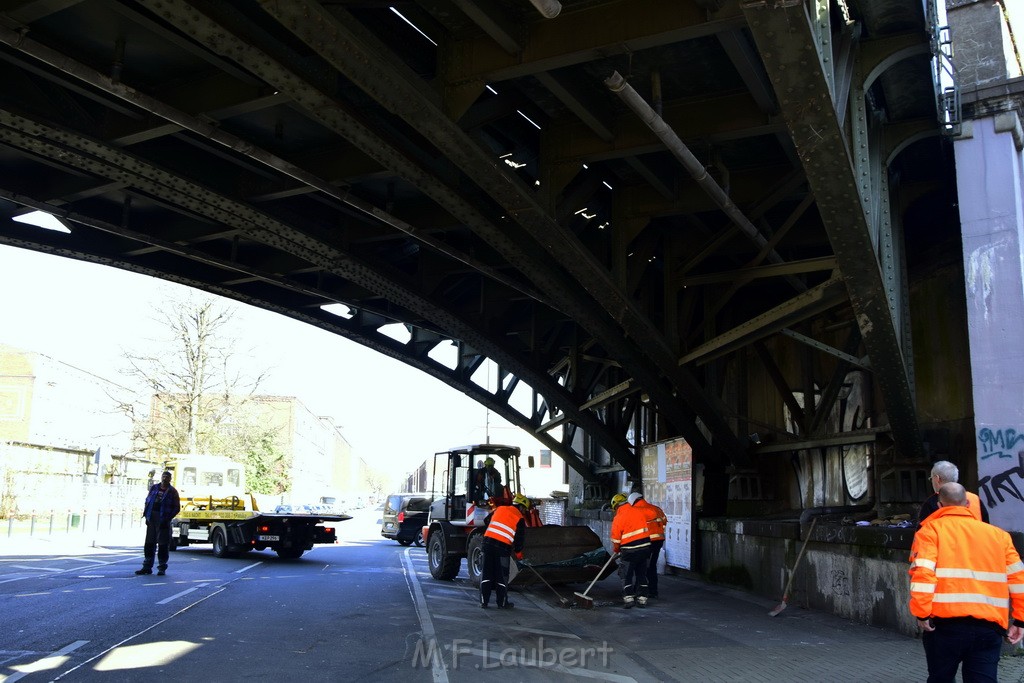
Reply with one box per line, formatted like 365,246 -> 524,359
381,493 -> 432,545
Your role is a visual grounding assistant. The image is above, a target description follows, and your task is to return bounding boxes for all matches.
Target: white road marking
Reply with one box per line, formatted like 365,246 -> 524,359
431,613 -> 581,639
234,561 -> 263,574
402,548 -> 449,683
156,583 -> 211,605
3,640 -> 88,683
8,565 -> 62,573
51,586 -> 229,681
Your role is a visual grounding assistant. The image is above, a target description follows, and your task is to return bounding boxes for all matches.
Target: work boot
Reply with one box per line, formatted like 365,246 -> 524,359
623,596 -> 635,609
637,596 -> 648,608
135,568 -> 152,575
157,569 -> 166,576
498,601 -> 514,609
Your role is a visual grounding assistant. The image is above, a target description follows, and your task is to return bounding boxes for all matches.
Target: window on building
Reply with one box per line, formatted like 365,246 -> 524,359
227,469 -> 240,487
539,449 -> 552,468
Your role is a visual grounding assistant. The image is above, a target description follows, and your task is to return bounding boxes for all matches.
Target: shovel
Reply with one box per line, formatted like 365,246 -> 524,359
573,551 -> 618,609
769,517 -> 817,616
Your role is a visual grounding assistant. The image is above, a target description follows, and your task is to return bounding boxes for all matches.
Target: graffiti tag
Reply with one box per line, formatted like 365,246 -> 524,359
977,428 -> 1024,460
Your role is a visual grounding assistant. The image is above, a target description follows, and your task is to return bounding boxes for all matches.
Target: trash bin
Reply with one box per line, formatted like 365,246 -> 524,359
70,514 -> 81,528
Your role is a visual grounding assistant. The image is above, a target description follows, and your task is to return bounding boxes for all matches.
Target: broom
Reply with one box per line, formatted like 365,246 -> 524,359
522,563 -> 572,607
769,517 -> 817,616
573,552 -> 618,609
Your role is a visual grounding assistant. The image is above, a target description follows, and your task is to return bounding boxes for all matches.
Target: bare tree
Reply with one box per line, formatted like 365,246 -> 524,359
115,291 -> 289,493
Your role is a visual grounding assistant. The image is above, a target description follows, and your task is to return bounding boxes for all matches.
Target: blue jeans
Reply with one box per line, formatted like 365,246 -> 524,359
922,618 -> 1003,682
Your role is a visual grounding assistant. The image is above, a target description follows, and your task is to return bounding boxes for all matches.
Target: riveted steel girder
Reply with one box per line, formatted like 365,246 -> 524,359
0,109 -> 627,477
742,2 -> 923,459
256,0 -> 749,469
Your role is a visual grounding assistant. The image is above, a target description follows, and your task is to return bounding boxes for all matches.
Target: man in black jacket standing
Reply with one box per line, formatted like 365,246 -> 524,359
136,471 -> 181,576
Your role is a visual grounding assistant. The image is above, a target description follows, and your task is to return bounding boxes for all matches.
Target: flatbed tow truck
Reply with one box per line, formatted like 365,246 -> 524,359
162,454 -> 351,560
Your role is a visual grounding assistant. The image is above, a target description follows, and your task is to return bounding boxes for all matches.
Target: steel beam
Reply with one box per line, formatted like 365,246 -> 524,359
742,1 -> 925,459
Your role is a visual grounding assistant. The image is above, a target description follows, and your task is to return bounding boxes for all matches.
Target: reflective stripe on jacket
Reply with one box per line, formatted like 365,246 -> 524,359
634,498 -> 667,541
611,503 -> 651,552
909,505 -> 1024,629
484,505 -> 525,547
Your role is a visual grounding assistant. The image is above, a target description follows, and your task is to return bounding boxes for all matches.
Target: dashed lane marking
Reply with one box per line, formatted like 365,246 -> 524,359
8,565 -> 63,573
156,583 -> 212,605
3,640 -> 88,683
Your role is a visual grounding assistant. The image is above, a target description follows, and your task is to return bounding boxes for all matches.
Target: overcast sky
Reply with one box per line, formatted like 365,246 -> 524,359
0,242 -> 544,480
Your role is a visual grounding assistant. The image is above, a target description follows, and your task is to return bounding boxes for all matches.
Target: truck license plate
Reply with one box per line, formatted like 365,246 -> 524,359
257,534 -> 280,542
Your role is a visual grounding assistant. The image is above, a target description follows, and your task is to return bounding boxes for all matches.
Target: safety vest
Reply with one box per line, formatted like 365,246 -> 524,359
909,505 -> 1024,629
611,503 -> 651,551
484,505 -> 524,546
634,498 -> 666,541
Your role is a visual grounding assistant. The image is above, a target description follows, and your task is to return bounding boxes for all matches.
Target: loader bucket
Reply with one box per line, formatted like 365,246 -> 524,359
508,525 -> 617,586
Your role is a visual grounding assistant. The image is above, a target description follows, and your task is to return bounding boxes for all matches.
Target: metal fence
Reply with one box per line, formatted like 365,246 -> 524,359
3,508 -> 143,539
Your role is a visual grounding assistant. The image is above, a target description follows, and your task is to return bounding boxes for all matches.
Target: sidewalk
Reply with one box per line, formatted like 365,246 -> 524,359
523,568 -> 1024,683
0,529 -> 140,556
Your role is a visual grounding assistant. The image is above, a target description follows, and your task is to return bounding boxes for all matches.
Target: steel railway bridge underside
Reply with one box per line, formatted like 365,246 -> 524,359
0,0 -> 956,512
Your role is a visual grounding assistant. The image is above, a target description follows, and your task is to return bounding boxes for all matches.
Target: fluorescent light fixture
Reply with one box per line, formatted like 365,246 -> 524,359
389,7 -> 437,46
503,158 -> 526,169
485,85 -> 499,95
582,163 -> 589,170
13,210 -> 71,233
515,110 -> 542,130
499,152 -> 513,159
602,181 -> 613,190
574,208 -> 588,215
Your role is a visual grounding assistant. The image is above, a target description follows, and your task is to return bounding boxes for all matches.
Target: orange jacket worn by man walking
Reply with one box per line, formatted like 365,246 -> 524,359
631,492 -> 667,598
909,483 -> 1024,682
610,493 -> 652,608
479,493 -> 529,609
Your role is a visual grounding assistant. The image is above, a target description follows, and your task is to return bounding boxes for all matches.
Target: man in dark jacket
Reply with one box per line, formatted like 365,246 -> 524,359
136,470 -> 181,576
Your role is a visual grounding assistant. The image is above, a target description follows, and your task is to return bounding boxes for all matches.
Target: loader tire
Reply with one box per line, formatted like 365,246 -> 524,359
466,534 -> 484,587
428,532 -> 460,580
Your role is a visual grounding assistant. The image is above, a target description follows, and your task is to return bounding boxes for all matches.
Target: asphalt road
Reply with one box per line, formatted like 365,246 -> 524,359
0,509 -> 646,683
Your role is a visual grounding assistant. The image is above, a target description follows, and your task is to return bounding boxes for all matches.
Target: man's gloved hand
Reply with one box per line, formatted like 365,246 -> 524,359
514,551 -> 524,561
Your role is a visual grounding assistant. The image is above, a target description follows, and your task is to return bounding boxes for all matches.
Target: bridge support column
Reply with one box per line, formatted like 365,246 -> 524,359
955,112 -> 1024,531
950,1 -> 1024,531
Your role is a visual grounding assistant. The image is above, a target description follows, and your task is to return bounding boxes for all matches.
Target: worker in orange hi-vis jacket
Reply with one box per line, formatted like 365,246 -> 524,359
479,493 -> 529,609
909,483 -> 1024,682
610,492 -> 652,609
631,491 -> 667,598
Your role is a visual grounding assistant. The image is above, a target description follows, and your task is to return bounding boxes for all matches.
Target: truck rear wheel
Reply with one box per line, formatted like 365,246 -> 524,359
466,533 -> 484,586
211,528 -> 232,558
276,548 -> 304,560
428,532 -> 460,580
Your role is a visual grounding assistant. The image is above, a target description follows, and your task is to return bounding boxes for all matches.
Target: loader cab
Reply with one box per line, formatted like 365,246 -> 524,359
427,444 -> 521,526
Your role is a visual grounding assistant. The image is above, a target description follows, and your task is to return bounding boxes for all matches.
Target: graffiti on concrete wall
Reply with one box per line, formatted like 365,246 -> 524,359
977,428 -> 1024,460
977,447 -> 1024,512
831,569 -> 851,597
